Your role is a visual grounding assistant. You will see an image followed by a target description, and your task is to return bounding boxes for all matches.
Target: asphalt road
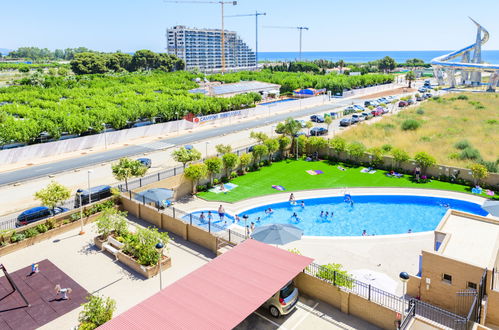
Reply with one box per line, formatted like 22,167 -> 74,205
0,98 -> 359,186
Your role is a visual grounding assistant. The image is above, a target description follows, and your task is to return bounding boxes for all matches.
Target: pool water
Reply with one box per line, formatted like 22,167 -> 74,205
182,211 -> 234,232
260,98 -> 297,106
188,195 -> 487,237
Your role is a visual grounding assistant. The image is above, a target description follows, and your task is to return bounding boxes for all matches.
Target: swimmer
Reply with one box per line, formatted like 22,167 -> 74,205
234,214 -> 240,223
207,211 -> 213,222
350,200 -> 354,207
300,201 -> 305,208
289,193 -> 295,203
256,217 -> 261,223
250,222 -> 255,231
331,211 -> 334,218
408,229 -> 412,233
325,211 -> 329,217
199,212 -> 206,223
268,208 -> 273,214
320,211 -> 324,217
362,229 -> 367,236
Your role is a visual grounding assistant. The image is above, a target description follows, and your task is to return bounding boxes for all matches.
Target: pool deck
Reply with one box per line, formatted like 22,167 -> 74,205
175,187 -> 489,295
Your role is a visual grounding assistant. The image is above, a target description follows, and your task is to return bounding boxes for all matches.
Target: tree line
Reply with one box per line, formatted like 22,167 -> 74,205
6,47 -> 96,61
70,50 -> 185,75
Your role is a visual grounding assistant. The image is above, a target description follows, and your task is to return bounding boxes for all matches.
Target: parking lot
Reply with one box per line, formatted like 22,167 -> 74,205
235,295 -> 379,330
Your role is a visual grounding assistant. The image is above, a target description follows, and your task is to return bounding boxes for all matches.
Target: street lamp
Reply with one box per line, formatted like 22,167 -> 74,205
87,170 -> 93,205
156,242 -> 164,290
76,189 -> 85,235
102,123 -> 107,150
399,271 -> 410,318
205,141 -> 210,158
175,112 -> 179,135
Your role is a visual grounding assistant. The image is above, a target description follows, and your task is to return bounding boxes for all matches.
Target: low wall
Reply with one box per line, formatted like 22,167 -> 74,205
138,203 -> 162,227
186,224 -> 218,254
294,272 -> 399,329
161,214 -> 187,240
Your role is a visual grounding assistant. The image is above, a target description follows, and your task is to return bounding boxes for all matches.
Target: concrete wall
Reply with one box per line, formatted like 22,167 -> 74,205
486,290 -> 499,327
294,272 -> 399,329
161,214 -> 187,240
407,275 -> 422,298
186,224 -> 218,253
419,251 -> 485,313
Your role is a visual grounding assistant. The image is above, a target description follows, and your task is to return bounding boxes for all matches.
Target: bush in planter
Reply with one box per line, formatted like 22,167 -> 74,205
24,228 -> 39,238
196,185 -> 207,192
213,178 -> 220,186
10,231 -> 26,243
96,208 -> 128,239
78,294 -> 116,330
230,171 -> 238,179
46,219 -> 56,230
35,223 -> 48,233
220,176 -> 229,183
70,212 -> 81,222
122,227 -> 170,267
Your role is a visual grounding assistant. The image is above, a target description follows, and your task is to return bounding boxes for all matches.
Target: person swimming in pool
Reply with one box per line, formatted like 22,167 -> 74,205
300,201 -> 305,208
234,214 -> 240,223
291,212 -> 300,223
256,217 -> 261,223
331,211 -> 334,218
207,211 -> 213,222
325,211 -> 329,218
320,211 -> 324,217
199,212 -> 206,223
362,229 -> 367,236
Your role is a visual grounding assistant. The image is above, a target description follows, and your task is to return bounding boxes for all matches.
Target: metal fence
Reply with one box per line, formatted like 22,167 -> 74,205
411,299 -> 468,330
304,262 -> 407,313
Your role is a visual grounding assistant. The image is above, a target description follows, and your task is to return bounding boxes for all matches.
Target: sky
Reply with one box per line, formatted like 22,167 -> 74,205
2,0 -> 499,53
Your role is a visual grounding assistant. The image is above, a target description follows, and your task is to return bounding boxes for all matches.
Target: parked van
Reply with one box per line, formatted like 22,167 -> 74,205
16,206 -> 68,227
263,281 -> 299,318
74,185 -> 112,208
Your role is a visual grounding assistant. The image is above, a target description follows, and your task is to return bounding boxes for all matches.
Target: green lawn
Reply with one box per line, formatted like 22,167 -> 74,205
198,159 -> 496,203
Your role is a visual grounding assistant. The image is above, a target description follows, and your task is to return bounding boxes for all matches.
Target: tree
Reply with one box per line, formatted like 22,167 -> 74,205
378,56 -> 396,73
277,136 -> 291,158
252,144 -> 268,166
367,147 -> 384,167
296,135 -> 308,156
337,60 -> 345,74
308,136 -> 327,154
204,157 -> 223,185
391,148 -> 410,169
215,144 -> 232,155
264,138 -> 279,163
329,137 -> 347,157
275,118 -> 302,159
414,151 -> 436,174
34,181 -> 70,210
184,163 -> 207,194
305,121 -> 314,135
171,148 -> 201,169
347,141 -> 366,163
405,71 -> 416,88
250,131 -> 269,144
70,53 -> 108,75
239,153 -> 252,173
469,163 -> 489,186
78,295 -> 116,330
222,153 -> 239,177
317,263 -> 354,288
324,116 -> 333,131
111,158 -> 148,190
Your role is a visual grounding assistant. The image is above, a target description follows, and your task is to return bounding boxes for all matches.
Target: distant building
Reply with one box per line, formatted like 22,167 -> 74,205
189,81 -> 280,98
166,25 -> 256,72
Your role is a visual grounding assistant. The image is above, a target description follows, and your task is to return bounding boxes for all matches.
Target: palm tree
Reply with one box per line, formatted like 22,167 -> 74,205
405,71 -> 416,88
275,118 -> 302,159
337,60 -> 345,74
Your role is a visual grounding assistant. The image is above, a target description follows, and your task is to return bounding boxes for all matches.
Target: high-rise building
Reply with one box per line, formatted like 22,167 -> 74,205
166,25 -> 256,72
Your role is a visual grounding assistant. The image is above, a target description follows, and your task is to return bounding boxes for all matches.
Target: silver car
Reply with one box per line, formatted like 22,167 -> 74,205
263,281 -> 299,318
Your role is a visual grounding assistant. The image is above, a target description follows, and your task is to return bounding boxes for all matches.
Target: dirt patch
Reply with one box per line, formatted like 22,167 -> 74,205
358,87 -> 416,99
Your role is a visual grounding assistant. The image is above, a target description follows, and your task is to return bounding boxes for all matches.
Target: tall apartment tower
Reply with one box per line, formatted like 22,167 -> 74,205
166,25 -> 256,72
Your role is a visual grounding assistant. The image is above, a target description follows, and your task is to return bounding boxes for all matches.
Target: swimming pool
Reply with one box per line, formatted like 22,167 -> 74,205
188,195 -> 488,236
260,98 -> 297,106
182,211 -> 234,232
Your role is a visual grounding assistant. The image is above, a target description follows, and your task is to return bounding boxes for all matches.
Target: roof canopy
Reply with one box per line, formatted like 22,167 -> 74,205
99,239 -> 313,330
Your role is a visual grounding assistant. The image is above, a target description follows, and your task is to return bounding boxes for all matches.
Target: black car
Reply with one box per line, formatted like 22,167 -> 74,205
137,158 -> 152,168
16,206 -> 69,227
310,127 -> 328,136
310,115 -> 325,123
340,118 -> 352,127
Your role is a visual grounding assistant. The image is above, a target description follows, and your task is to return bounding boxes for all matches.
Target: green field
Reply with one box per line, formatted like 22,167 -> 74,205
198,159 -> 495,203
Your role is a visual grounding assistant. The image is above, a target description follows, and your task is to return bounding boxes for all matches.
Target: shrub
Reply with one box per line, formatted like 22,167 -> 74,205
78,295 -> 116,330
35,223 -> 48,233
62,220 -> 70,225
10,232 -> 25,243
459,147 -> 481,160
346,141 -> 366,162
485,119 -> 497,125
70,212 -> 81,221
478,159 -> 498,173
196,185 -> 207,192
221,176 -> 229,183
230,171 -> 238,179
454,139 -> 471,150
457,95 -> 468,100
46,219 -> 55,230
213,178 -> 219,185
316,263 -> 354,288
122,227 -> 170,266
401,119 -> 421,131
416,108 -> 425,115
24,228 -> 39,238
469,163 -> 489,185
381,144 -> 393,152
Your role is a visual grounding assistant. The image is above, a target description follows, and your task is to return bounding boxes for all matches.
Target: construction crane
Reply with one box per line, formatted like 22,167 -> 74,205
165,1 -> 238,73
264,26 -> 309,61
225,11 -> 266,70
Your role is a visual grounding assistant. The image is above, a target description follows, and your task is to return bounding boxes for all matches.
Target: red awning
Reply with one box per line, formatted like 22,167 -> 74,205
99,239 -> 313,330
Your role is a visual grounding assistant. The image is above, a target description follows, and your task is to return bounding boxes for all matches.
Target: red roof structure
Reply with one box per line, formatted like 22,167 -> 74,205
99,239 -> 313,330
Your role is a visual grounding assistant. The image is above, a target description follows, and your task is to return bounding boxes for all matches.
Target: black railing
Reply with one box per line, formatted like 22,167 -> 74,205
399,300 -> 416,329
412,299 -> 468,330
304,262 -> 407,313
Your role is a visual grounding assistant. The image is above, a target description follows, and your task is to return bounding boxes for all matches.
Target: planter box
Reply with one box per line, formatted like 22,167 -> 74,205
93,235 -> 107,250
0,212 -> 102,257
117,251 -> 171,279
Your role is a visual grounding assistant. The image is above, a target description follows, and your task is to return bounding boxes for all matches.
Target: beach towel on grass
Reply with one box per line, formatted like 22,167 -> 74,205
306,170 -> 324,175
272,185 -> 285,191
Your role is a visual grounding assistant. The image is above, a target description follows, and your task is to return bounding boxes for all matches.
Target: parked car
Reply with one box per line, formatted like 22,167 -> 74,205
351,114 -> 363,122
398,100 -> 408,107
364,100 -> 373,107
310,127 -> 328,136
74,185 -> 112,208
377,98 -> 389,104
361,112 -> 373,120
310,115 -> 325,123
424,93 -> 433,98
340,118 -> 352,126
424,80 -> 431,87
16,206 -> 69,227
295,119 -> 307,128
418,88 -> 427,93
137,158 -> 152,168
407,99 -> 415,105
353,105 -> 365,112
416,95 -> 423,102
370,108 -> 382,116
263,280 -> 299,318
345,106 -> 356,111
350,115 -> 360,124
381,107 -> 390,114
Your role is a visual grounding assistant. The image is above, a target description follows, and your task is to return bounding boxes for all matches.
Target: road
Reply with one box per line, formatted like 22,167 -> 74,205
0,98 -> 359,186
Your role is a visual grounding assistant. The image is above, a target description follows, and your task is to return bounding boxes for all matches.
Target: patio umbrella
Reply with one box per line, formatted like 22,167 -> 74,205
250,223 -> 303,246
134,188 -> 174,204
482,200 -> 499,217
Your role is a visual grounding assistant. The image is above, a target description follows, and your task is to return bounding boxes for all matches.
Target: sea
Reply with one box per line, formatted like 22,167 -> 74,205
258,50 -> 499,63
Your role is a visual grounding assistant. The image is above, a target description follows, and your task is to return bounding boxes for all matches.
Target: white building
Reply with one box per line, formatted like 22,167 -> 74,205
166,25 -> 256,72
